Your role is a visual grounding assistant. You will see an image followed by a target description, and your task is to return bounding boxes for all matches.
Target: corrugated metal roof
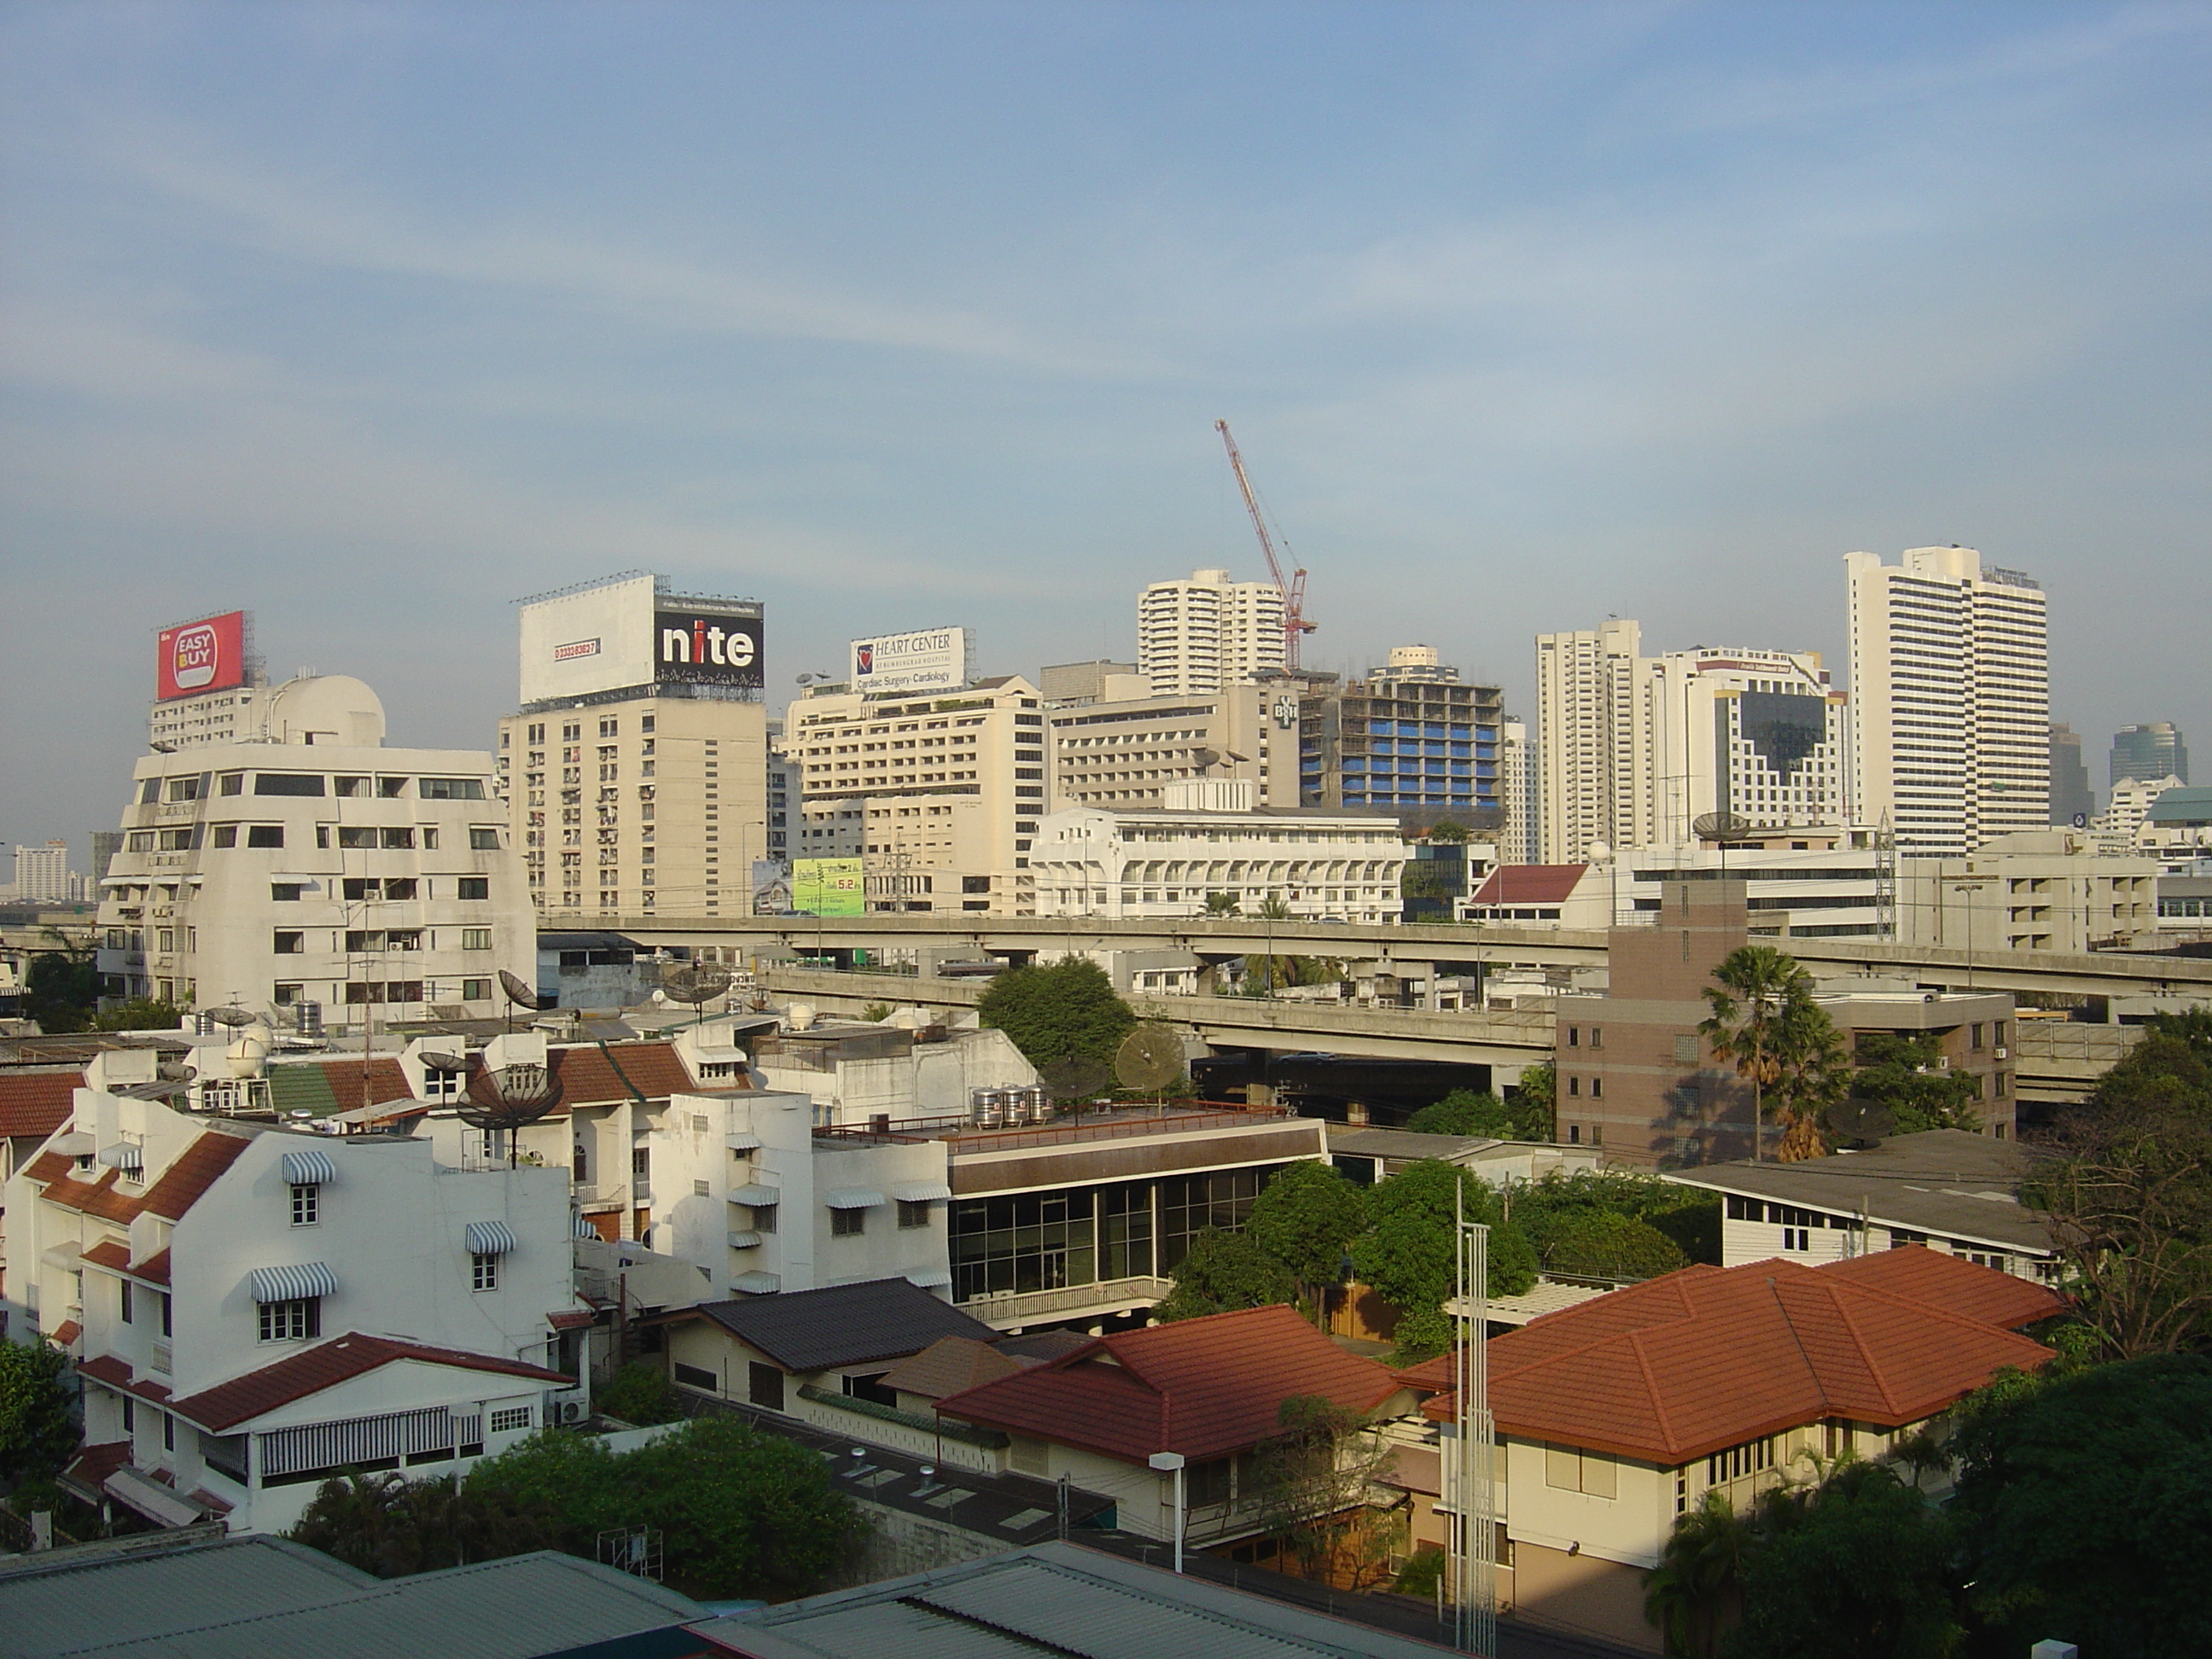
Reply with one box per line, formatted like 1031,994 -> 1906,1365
685,1278 -> 998,1372
0,1535 -> 370,1656
2,1544 -> 707,1659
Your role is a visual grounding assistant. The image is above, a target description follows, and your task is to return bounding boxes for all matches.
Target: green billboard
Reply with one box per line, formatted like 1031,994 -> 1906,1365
792,857 -> 864,917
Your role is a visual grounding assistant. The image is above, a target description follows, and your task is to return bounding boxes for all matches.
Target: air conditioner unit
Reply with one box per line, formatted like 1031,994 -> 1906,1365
562,1401 -> 585,1423
1994,1046 -> 2007,1059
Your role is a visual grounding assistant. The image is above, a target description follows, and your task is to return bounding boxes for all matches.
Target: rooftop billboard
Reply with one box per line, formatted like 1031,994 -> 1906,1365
849,626 -> 972,696
155,611 -> 247,701
519,575 -> 765,705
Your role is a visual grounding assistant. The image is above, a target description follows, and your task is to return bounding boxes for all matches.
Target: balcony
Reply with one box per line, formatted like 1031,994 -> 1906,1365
149,1343 -> 172,1376
956,1275 -> 1173,1328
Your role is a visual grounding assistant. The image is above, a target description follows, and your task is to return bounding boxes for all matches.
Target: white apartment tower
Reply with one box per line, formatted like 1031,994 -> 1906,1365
1845,548 -> 2049,854
13,841 -> 73,904
1536,623 -> 1848,862
1497,720 -> 1537,865
1137,568 -> 1287,696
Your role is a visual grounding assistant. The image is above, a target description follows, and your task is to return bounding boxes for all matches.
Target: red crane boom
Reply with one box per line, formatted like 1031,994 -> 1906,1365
1215,418 -> 1316,673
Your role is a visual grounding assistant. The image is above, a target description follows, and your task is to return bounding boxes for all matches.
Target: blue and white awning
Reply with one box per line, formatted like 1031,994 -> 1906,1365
730,1272 -> 782,1295
890,1181 -> 952,1203
573,1213 -> 602,1239
248,1262 -> 336,1303
905,1267 -> 954,1289
728,1184 -> 781,1207
98,1144 -> 143,1173
282,1148 -> 337,1185
823,1188 -> 885,1210
464,1221 -> 518,1256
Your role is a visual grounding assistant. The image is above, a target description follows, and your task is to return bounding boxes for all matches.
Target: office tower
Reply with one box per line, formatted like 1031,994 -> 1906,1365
2048,722 -> 2096,825
498,573 -> 768,917
1299,650 -> 1504,821
89,830 -> 124,885
787,674 -> 1045,915
12,841 -> 72,903
1048,682 -> 1299,812
94,674 -> 530,1024
2111,722 -> 2188,788
1498,719 -> 1537,864
1844,547 -> 2049,854
1535,624 -> 1846,861
1136,568 -> 1286,695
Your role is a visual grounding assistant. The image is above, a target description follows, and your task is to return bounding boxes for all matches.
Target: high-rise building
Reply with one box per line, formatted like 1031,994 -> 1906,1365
89,830 -> 125,884
2111,723 -> 2188,788
1534,623 -> 1847,862
787,674 -> 1045,915
1844,547 -> 2049,854
93,675 -> 532,1024
1136,568 -> 1286,695
1498,719 -> 1538,864
2048,722 -> 2096,825
12,841 -> 72,903
1299,652 -> 1504,822
1048,682 -> 1299,812
498,573 -> 768,918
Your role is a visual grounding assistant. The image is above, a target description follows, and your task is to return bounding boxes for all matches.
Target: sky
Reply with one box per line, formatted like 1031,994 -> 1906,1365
3,1 -> 2208,862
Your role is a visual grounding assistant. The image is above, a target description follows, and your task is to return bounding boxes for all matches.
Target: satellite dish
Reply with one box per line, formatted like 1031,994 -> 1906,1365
1691,812 -> 1754,842
457,1062 -> 563,1160
421,1050 -> 469,1075
1114,1024 -> 1185,1093
1823,1099 -> 1895,1148
203,1006 -> 254,1029
1039,1055 -> 1113,1102
1190,748 -> 1221,773
663,963 -> 734,1019
498,969 -> 547,1033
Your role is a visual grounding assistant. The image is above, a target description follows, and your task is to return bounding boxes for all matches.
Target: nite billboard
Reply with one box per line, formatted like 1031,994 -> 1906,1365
518,574 -> 765,704
155,611 -> 247,701
849,626 -> 972,696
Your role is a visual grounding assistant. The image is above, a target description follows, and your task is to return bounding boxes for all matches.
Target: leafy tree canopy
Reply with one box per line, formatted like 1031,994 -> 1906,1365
595,1360 -> 683,1425
1511,1061 -> 1557,1141
23,952 -> 99,1033
1950,1353 -> 2212,1656
88,998 -> 188,1033
289,1471 -> 556,1579
1349,1160 -> 1537,1359
1510,1168 -> 1721,1270
1405,1088 -> 1545,1141
1534,1209 -> 1690,1282
976,958 -> 1136,1068
1155,1227 -> 1298,1322
1849,1032 -> 1983,1135
0,1340 -> 78,1482
1243,1161 -> 1369,1291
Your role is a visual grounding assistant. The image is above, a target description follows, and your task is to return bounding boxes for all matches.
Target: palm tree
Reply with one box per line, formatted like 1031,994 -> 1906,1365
1203,890 -> 1241,917
1767,997 -> 1851,1161
1699,946 -> 1816,1162
1644,1490 -> 1755,1658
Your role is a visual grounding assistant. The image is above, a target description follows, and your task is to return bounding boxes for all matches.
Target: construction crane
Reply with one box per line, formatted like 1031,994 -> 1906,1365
1215,419 -> 1317,674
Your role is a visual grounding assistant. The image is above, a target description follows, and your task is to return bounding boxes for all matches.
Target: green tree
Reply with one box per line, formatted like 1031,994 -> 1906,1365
1203,890 -> 1242,916
1509,1168 -> 1721,1269
1349,1160 -> 1536,1361
1700,946 -> 1842,1161
1726,1461 -> 1962,1659
1425,821 -> 1470,844
1849,1032 -> 1983,1135
976,958 -> 1136,1068
23,952 -> 99,1033
1244,1161 -> 1369,1318
1511,1061 -> 1557,1141
1155,1228 -> 1298,1322
1949,1354 -> 2212,1656
289,1470 -> 556,1578
1406,1088 -> 1516,1138
0,1340 -> 78,1482
1644,1490 -> 1755,1659
88,998 -> 188,1033
1537,1209 -> 1689,1282
596,1360 -> 684,1425
859,1000 -> 893,1023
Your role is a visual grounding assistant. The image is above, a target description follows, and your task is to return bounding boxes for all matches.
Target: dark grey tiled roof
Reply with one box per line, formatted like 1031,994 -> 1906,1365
692,1278 -> 999,1371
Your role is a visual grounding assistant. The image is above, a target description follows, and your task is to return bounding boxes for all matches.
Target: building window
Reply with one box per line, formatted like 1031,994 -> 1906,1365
120,1280 -> 134,1324
461,928 -> 492,951
753,1202 -> 778,1234
212,825 -> 238,848
161,1292 -> 172,1336
247,825 -> 284,848
472,1253 -> 499,1292
831,1207 -> 866,1237
164,1412 -> 176,1453
273,931 -> 305,954
470,828 -> 502,849
897,1200 -> 932,1230
290,1183 -> 320,1226
748,1361 -> 785,1411
1707,1436 -> 1773,1485
842,1371 -> 899,1408
1567,1076 -> 1580,1097
674,1362 -> 718,1392
462,978 -> 492,1000
123,1397 -> 135,1435
488,1406 -> 533,1434
259,1297 -> 321,1342
457,877 -> 490,899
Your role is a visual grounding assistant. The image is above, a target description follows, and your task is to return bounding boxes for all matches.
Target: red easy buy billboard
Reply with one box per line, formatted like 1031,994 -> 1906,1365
156,611 -> 247,701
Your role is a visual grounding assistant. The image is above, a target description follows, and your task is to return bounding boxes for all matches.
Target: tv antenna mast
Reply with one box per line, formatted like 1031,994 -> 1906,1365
1215,420 -> 1317,673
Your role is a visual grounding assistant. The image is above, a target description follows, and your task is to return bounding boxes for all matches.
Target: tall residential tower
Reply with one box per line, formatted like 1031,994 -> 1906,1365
1136,568 -> 1287,696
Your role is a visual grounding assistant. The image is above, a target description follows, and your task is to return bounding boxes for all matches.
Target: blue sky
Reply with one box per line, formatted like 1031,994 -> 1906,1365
3,2 -> 2208,856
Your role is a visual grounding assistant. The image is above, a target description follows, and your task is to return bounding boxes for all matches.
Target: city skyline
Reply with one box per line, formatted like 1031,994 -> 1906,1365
4,3 -> 2209,848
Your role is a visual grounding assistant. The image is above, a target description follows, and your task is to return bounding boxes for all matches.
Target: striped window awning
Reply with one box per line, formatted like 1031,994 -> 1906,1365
282,1149 -> 338,1185
248,1262 -> 336,1303
824,1188 -> 885,1210
464,1221 -> 518,1256
729,1185 -> 781,1207
730,1272 -> 782,1295
726,1230 -> 762,1249
99,1144 -> 144,1173
890,1181 -> 952,1203
723,1132 -> 762,1152
905,1267 -> 954,1289
573,1214 -> 602,1239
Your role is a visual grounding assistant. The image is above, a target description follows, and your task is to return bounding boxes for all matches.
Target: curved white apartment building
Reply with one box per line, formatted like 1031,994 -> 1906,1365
1137,568 -> 1287,696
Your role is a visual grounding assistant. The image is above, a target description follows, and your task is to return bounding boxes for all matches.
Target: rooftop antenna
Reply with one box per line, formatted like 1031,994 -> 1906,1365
457,1061 -> 563,1167
663,961 -> 733,1027
498,969 -> 548,1034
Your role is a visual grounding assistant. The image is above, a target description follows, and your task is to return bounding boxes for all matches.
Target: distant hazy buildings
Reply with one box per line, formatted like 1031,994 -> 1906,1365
2098,773 -> 2186,842
10,841 -> 73,904
2047,722 -> 2096,825
2110,722 -> 2188,788
1844,546 -> 2049,855
1137,568 -> 1286,695
1533,621 -> 1846,862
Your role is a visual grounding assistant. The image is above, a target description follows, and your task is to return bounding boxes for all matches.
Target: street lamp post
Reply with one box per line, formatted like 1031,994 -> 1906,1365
1148,1451 -> 1187,1573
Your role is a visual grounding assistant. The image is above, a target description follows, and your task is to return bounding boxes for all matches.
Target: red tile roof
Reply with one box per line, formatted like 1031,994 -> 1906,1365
21,1150 -> 73,1185
63,1441 -> 131,1491
0,1069 -> 82,1140
134,1248 -> 173,1286
1470,864 -> 1591,905
296,1040 -> 698,1115
547,1309 -> 597,1330
137,1131 -> 250,1221
76,1354 -> 134,1389
937,1304 -> 1404,1465
81,1239 -> 132,1273
1400,1252 -> 2059,1466
50,1320 -> 82,1348
1813,1244 -> 2062,1329
168,1332 -> 571,1432
35,1164 -> 141,1224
